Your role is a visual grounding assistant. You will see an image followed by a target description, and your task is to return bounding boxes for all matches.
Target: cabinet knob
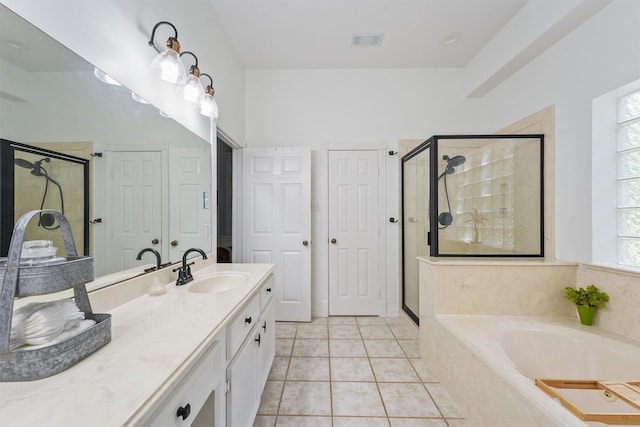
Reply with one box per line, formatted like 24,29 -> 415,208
245,316 -> 252,325
176,403 -> 191,420
330,238 -> 337,244
171,240 -> 179,247
151,238 -> 159,245
255,333 -> 261,346
302,240 -> 309,246
266,287 -> 272,293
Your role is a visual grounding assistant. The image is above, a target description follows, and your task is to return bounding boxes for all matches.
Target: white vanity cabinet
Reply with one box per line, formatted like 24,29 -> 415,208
147,331 -> 226,427
226,274 -> 275,427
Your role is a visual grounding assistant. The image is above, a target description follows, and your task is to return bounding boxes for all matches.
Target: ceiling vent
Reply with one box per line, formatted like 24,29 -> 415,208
352,33 -> 383,47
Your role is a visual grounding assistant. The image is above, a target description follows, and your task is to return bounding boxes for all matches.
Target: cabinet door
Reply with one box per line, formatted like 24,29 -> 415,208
257,298 -> 275,394
226,328 -> 259,427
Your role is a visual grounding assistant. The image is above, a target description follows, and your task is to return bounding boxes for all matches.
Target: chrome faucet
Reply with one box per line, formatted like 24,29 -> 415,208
136,248 -> 162,272
173,248 -> 208,286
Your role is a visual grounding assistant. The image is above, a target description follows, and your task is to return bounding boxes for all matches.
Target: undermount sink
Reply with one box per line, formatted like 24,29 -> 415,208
188,271 -> 252,293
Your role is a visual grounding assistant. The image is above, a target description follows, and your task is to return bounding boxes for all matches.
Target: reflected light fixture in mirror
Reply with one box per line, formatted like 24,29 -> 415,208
200,73 -> 218,119
148,21 -> 186,84
131,92 -> 149,104
180,51 -> 204,104
94,67 -> 121,86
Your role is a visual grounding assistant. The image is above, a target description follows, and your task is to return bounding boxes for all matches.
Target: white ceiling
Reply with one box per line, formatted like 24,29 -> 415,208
210,0 -> 529,69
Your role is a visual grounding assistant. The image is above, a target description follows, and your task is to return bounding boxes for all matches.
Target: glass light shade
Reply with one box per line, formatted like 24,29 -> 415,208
150,48 -> 186,84
200,94 -> 219,119
183,74 -> 204,104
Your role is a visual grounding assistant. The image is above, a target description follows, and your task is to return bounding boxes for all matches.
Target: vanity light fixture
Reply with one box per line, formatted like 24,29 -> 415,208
180,51 -> 205,104
148,21 -> 186,84
199,73 -> 218,119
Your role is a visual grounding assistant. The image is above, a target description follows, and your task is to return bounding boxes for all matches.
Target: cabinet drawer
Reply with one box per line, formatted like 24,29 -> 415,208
227,294 -> 260,359
148,340 -> 223,427
260,275 -> 275,310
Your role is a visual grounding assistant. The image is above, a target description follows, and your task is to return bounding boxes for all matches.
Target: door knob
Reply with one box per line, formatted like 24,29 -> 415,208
171,240 -> 178,247
331,238 -> 337,244
303,240 -> 309,246
151,238 -> 159,245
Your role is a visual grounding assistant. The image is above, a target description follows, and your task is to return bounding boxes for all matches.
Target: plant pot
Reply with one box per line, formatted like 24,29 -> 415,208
576,305 -> 597,326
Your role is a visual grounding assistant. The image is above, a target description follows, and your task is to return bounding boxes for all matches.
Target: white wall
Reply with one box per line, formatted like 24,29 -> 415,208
245,0 -> 640,315
479,0 -> 640,262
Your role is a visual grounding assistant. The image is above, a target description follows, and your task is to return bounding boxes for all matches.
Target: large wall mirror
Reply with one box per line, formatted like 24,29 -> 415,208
0,4 -> 213,283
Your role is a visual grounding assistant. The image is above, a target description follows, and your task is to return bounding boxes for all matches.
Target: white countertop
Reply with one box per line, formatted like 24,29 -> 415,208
0,262 -> 275,426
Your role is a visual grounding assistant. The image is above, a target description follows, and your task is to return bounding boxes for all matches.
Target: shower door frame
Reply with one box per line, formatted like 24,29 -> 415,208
400,140 -> 433,325
427,134 -> 545,257
0,139 -> 90,256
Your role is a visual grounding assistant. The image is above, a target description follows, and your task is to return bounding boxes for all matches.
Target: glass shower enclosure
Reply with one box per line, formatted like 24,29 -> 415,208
401,134 -> 544,324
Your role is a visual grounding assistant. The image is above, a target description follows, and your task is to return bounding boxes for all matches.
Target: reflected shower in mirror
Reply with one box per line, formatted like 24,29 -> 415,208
0,4 -> 213,284
1,140 -> 89,256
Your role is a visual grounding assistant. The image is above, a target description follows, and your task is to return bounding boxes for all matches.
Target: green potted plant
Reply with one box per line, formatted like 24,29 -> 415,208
564,284 -> 609,325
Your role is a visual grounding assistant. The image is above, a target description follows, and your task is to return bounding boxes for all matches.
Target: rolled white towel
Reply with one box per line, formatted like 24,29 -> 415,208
10,300 -> 86,350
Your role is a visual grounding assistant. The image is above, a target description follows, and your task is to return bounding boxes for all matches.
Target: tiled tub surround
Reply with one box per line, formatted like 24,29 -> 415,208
419,257 -> 640,427
0,260 -> 275,426
432,316 -> 640,427
254,316 -> 470,427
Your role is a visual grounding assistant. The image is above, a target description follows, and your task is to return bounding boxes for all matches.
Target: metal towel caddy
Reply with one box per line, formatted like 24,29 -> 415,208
0,210 -> 111,381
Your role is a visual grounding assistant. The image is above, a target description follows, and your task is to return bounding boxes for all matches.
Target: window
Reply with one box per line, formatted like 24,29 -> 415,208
617,89 -> 640,267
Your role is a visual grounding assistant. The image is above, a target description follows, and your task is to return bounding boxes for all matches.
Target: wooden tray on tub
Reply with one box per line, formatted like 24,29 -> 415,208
535,379 -> 640,425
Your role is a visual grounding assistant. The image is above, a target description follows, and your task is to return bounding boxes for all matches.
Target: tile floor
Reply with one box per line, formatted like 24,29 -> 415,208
253,316 -> 470,427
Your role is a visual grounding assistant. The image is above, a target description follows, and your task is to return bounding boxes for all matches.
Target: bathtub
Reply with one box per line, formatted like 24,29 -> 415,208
423,315 -> 640,427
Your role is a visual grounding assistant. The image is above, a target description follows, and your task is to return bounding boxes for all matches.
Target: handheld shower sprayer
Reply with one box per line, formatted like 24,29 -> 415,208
438,154 -> 466,228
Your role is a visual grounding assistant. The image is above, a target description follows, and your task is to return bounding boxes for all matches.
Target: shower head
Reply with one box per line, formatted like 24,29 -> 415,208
444,155 -> 466,168
14,158 -> 35,169
437,154 -> 467,228
439,154 -> 466,177
14,157 -> 50,176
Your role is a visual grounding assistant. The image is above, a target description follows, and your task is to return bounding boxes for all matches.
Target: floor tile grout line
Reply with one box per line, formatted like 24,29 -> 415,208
269,319 -> 466,426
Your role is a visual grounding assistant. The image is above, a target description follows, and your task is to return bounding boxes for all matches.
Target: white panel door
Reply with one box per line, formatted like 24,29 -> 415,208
328,150 -> 380,316
109,151 -> 162,273
168,146 -> 212,263
242,147 -> 311,322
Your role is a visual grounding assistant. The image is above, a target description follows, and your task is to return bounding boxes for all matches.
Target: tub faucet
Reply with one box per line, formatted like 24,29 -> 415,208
173,248 -> 208,286
136,248 -> 162,272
